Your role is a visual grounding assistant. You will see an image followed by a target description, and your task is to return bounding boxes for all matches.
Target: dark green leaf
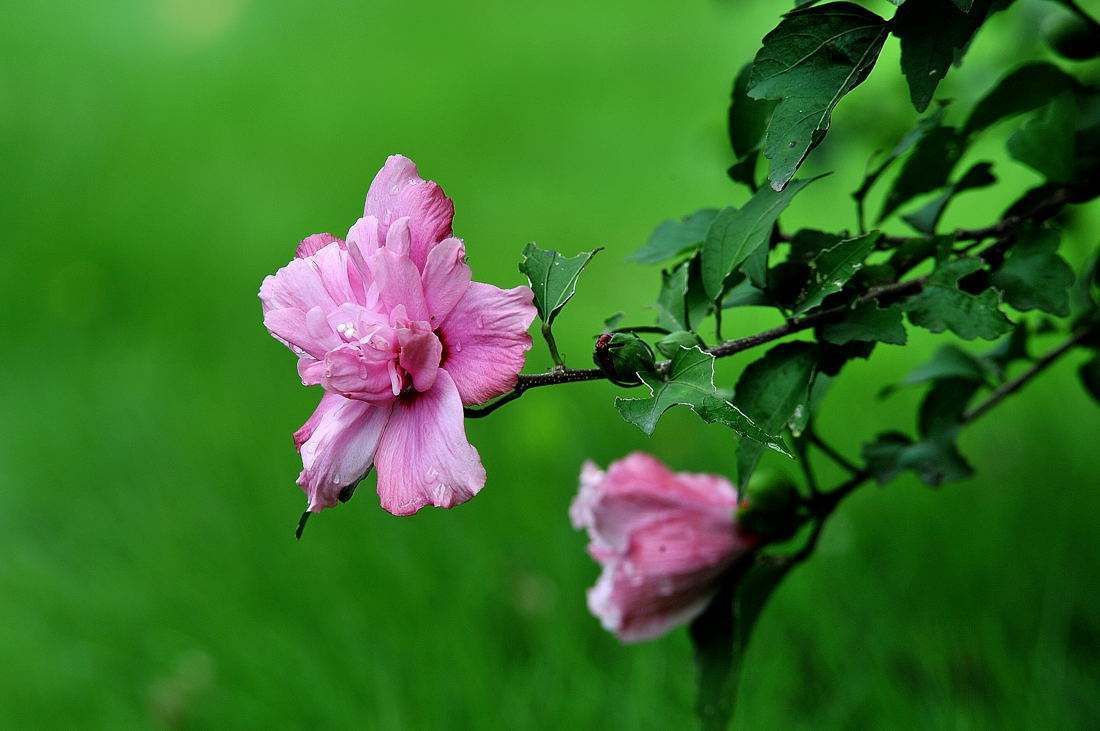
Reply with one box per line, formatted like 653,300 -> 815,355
721,275 -> 773,309
729,63 -> 775,160
788,229 -> 844,264
878,126 -> 967,223
983,324 -> 1030,372
1080,356 -> 1100,402
904,259 -> 1013,340
893,0 -> 988,112
616,347 -> 791,454
852,103 -> 949,209
990,226 -> 1075,315
918,377 -> 978,439
656,254 -> 711,332
728,154 -> 760,190
1006,94 -> 1077,182
701,176 -> 822,299
629,209 -> 720,264
862,431 -> 973,486
963,62 -> 1078,137
691,556 -> 793,731
887,234 -> 954,277
747,3 -> 888,189
901,162 -> 996,234
821,301 -> 907,345
900,343 -> 999,387
733,342 -> 817,484
519,243 -> 600,326
788,372 -> 833,437
794,232 -> 880,315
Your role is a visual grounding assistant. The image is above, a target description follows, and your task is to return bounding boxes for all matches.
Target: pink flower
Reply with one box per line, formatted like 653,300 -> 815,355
260,155 -> 537,516
570,453 -> 756,642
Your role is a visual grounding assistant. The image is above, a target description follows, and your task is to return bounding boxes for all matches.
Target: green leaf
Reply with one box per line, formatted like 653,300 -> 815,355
990,226 -> 1075,316
1080,356 -> 1100,403
852,102 -> 949,210
862,431 -> 973,486
615,347 -> 790,454
1006,94 -> 1077,182
747,3 -> 888,189
701,176 -> 822,300
983,324 -> 1030,373
821,301 -> 907,345
721,275 -> 773,309
656,330 -> 702,357
729,62 -> 775,159
901,162 -> 996,234
904,259 -> 1013,340
887,234 -> 954,276
963,62 -> 1078,137
656,254 -> 711,332
691,556 -> 794,731
519,243 -> 599,325
879,126 -> 966,223
899,344 -> 999,388
629,209 -> 719,264
893,0 -> 989,113
794,232 -> 880,315
733,342 -> 817,484
788,229 -> 844,264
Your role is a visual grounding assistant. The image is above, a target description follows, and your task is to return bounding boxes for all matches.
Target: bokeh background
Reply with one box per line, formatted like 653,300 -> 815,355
3,0 -> 1099,727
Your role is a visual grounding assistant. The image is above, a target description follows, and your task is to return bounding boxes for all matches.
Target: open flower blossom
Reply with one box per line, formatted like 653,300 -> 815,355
260,155 -> 537,516
570,453 -> 756,642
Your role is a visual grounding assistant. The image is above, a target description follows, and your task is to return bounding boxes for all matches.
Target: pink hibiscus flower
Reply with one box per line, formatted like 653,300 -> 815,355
570,453 -> 757,642
260,155 -> 537,516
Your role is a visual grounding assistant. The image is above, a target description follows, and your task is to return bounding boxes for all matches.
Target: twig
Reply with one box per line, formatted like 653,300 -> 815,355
806,427 -> 861,475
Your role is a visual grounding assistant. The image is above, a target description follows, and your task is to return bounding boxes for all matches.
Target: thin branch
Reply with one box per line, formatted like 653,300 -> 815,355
806,426 -> 861,475
962,325 -> 1095,423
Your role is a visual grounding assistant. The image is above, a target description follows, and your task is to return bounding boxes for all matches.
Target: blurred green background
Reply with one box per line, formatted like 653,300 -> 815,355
3,0 -> 1099,728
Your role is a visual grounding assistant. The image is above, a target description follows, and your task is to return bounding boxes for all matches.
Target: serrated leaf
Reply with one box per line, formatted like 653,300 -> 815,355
747,2 -> 888,189
701,176 -> 822,300
629,209 -> 720,264
1007,93 -> 1077,182
879,126 -> 966,223
733,343 -> 817,484
963,62 -> 1078,137
901,162 -> 996,234
656,254 -> 711,332
691,556 -> 793,731
794,232 -> 880,315
1080,356 -> 1100,403
821,301 -> 907,345
616,347 -> 790,454
904,259 -> 1013,340
990,226 -> 1075,315
519,243 -> 599,325
893,0 -> 989,112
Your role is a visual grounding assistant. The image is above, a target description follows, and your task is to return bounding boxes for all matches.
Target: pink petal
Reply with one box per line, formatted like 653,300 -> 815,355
364,155 -> 455,270
438,283 -> 537,406
296,396 -> 393,512
366,235 -> 429,323
421,237 -> 471,326
259,242 -> 356,315
321,343 -> 401,402
296,232 -> 342,259
263,307 -> 338,359
397,329 -> 443,392
374,370 -> 485,516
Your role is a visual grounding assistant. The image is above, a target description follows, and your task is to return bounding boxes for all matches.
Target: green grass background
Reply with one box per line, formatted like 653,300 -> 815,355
2,0 -> 1099,727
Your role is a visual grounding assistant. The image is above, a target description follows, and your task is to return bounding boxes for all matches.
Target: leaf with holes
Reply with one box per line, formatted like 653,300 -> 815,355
904,259 -> 1013,340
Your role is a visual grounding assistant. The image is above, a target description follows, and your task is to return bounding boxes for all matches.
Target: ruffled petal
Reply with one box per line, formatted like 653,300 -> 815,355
296,395 -> 393,512
397,329 -> 442,393
263,307 -> 338,359
259,242 -> 357,315
364,155 -> 454,269
421,238 -> 471,326
366,223 -> 429,323
296,232 -> 342,259
374,370 -> 485,516
438,283 -> 537,406
321,343 -> 400,402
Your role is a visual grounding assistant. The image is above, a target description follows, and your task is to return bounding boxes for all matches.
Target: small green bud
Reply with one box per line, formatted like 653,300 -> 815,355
656,330 -> 702,357
593,333 -> 656,385
737,469 -> 802,541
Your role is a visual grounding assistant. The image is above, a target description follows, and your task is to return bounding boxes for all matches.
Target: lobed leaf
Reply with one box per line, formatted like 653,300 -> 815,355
519,243 -> 600,326
615,347 -> 791,454
990,226 -> 1075,316
821,301 -> 907,346
655,254 -> 711,333
904,259 -> 1013,340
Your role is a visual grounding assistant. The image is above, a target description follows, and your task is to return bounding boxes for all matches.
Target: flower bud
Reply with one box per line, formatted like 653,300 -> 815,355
593,332 -> 656,385
736,469 -> 802,542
